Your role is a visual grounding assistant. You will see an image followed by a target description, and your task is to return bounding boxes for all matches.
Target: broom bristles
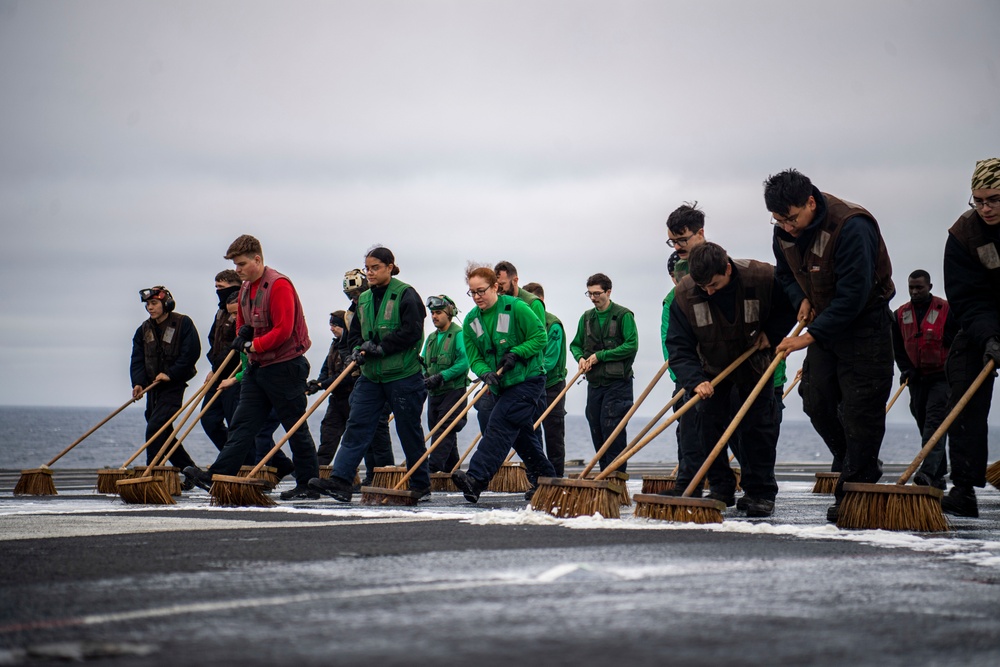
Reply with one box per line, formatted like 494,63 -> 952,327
210,475 -> 276,508
812,472 -> 839,494
837,483 -> 948,532
529,478 -> 620,519
431,472 -> 458,492
151,466 -> 182,496
116,477 -> 176,505
359,486 -> 421,506
13,469 -> 57,496
986,460 -> 1000,491
95,469 -> 129,494
489,462 -> 531,493
584,471 -> 631,506
641,475 -> 676,494
633,494 -> 724,524
370,466 -> 407,489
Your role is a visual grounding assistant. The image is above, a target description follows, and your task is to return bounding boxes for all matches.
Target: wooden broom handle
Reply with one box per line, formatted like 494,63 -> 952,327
41,380 -> 161,468
152,363 -> 242,467
246,361 -> 357,478
424,379 -> 482,442
896,359 -> 995,485
782,369 -> 802,399
681,322 -> 805,497
393,383 -> 493,490
885,378 -> 908,414
450,433 -> 482,473
622,386 -> 684,453
578,359 -> 671,479
594,343 -> 760,480
119,377 -> 212,469
502,368 -> 585,466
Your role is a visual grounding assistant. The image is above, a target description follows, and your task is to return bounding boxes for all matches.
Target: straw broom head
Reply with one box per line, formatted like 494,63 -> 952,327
116,475 -> 176,505
529,477 -> 620,519
13,467 -> 57,496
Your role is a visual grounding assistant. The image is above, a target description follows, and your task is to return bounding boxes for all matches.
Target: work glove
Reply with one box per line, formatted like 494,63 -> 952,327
984,337 -> 1000,368
305,379 -> 322,395
424,374 -> 444,390
349,349 -> 366,366
479,371 -> 500,387
231,325 -> 254,352
500,352 -> 520,373
899,369 -> 918,386
359,340 -> 385,358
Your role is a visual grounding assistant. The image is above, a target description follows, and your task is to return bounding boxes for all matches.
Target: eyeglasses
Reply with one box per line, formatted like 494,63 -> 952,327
666,235 -> 693,248
969,196 -> 1000,211
365,263 -> 385,273
769,212 -> 801,227
585,290 -> 606,298
466,287 -> 491,297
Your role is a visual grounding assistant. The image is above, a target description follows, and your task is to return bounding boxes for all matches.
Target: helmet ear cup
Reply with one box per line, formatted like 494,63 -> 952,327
162,290 -> 175,313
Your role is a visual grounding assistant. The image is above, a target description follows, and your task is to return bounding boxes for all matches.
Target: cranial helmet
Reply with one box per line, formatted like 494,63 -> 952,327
343,268 -> 368,299
139,286 -> 175,313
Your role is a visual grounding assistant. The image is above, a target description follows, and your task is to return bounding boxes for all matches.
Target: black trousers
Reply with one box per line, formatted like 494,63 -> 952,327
800,306 -> 894,501
316,392 -> 351,466
906,373 -> 950,480
201,380 -> 241,452
143,383 -> 196,469
540,379 -> 567,476
209,356 -> 319,487
426,387 -> 468,473
944,331 -> 995,488
585,378 -> 633,472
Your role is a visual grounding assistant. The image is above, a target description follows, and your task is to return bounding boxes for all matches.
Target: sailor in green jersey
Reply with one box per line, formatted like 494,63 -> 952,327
522,282 -> 568,477
421,294 -> 471,473
309,247 -> 430,503
570,272 -> 639,472
451,265 -> 557,503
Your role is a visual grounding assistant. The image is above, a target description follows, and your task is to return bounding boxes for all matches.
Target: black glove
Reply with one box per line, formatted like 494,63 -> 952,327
349,350 -> 366,366
231,325 -> 254,352
500,352 -> 520,373
424,373 -> 444,390
984,337 -> 1000,367
305,380 -> 322,395
359,340 -> 385,358
899,369 -> 918,386
479,371 -> 500,386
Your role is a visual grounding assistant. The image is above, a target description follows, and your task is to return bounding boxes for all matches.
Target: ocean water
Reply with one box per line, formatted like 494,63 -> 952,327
2,405 -> 997,471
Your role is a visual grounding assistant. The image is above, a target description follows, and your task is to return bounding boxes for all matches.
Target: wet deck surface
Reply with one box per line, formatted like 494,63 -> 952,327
2,464 -> 999,666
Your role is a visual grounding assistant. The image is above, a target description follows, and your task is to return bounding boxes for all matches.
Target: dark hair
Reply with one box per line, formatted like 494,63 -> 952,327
366,246 -> 400,276
586,272 -> 612,292
226,290 -> 240,305
493,260 -> 518,278
215,269 -> 240,284
522,282 -> 544,299
908,269 -> 931,283
225,234 -> 263,260
688,242 -> 730,285
666,202 -> 705,235
763,169 -> 813,216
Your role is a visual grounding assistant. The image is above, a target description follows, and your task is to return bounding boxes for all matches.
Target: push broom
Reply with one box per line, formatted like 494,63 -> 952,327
576,361 -> 672,507
489,369 -> 585,493
632,326 -> 803,524
432,433 -> 483,492
360,383 -> 493,505
531,344 -> 760,519
13,381 -> 161,496
116,370 -> 218,504
371,379 -> 482,489
95,377 -> 212,493
813,377 -> 910,495
208,361 -> 357,507
837,360 -> 996,532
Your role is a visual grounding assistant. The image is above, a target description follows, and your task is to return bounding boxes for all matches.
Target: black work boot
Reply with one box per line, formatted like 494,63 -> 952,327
826,502 -> 841,523
707,490 -> 736,507
940,486 -> 978,518
182,466 -> 214,492
452,470 -> 486,504
743,496 -> 775,518
279,485 -> 320,501
308,475 -> 353,503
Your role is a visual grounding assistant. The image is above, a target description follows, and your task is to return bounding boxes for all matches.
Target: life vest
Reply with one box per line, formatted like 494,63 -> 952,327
776,193 -> 894,314
208,308 -> 238,372
516,287 -> 545,323
424,322 -> 470,393
897,296 -> 950,374
141,312 -> 195,382
238,267 -> 311,367
948,209 -> 1000,312
466,294 -> 545,391
673,259 -> 776,382
357,277 -> 423,383
581,302 -> 635,385
544,311 -> 568,388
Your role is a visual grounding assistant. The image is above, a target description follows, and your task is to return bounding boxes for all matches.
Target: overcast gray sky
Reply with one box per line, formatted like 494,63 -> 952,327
1,0 -> 998,425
